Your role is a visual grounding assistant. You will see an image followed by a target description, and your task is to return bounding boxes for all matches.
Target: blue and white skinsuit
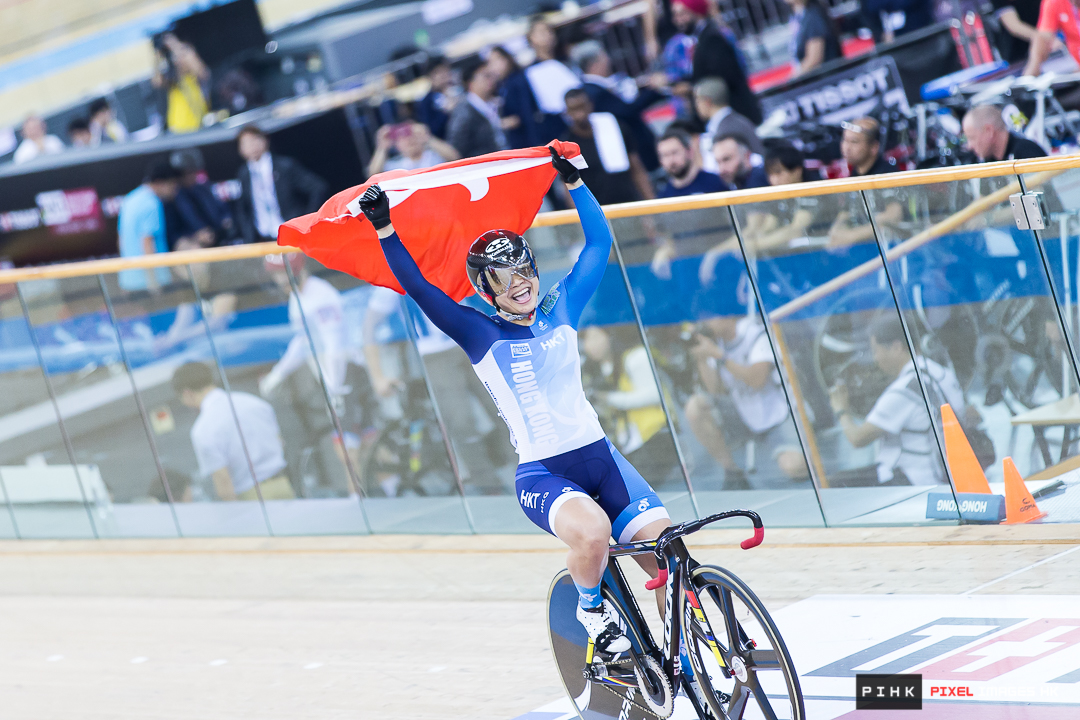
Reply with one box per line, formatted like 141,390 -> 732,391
379,183 -> 669,542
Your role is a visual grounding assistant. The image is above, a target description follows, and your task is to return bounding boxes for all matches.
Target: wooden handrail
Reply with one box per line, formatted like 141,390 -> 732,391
1,155 -> 1078,285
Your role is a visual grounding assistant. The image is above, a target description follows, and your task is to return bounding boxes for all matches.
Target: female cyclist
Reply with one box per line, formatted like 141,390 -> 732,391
356,148 -> 670,653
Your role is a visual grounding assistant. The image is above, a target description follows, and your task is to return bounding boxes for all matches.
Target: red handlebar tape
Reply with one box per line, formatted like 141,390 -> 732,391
740,526 -> 765,550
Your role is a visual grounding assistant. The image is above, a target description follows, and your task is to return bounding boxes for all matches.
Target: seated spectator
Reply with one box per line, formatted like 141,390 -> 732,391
784,0 -> 842,75
685,314 -> 808,490
368,121 -> 460,175
447,59 -> 507,159
416,55 -> 458,140
573,39 -> 664,172
235,125 -> 328,244
672,0 -> 762,124
841,117 -> 897,177
828,316 -> 964,486
561,88 -> 654,206
962,104 -> 1046,162
168,148 -> 234,249
581,324 -> 679,483
153,33 -> 210,134
712,134 -> 768,190
172,361 -> 295,501
13,115 -> 64,164
117,161 -> 181,293
655,128 -> 728,198
88,97 -> 128,145
68,118 -> 93,148
694,77 -> 763,174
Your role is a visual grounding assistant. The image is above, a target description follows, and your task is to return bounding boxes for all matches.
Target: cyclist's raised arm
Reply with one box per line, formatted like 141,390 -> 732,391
359,186 -> 495,364
560,178 -> 613,328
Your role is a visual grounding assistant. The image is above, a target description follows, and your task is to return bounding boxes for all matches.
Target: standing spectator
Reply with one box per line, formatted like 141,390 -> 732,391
841,118 -> 897,177
784,0 -> 842,75
862,0 -> 936,42
447,60 -> 507,158
711,134 -> 768,190
991,0 -> 1042,65
117,161 -> 180,293
655,128 -> 728,198
1025,0 -> 1080,76
88,98 -> 128,145
487,46 -> 532,147
573,40 -> 665,172
962,104 -> 1047,161
693,77 -> 763,174
172,362 -> 295,501
562,88 -> 655,206
67,118 -> 93,148
671,0 -> 762,124
168,148 -> 233,249
153,33 -> 210,134
368,121 -> 459,175
512,16 -> 576,145
416,55 -> 458,140
13,115 -> 64,164
235,125 -> 328,244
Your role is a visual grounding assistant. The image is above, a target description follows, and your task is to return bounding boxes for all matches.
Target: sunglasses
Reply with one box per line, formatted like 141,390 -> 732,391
484,261 -> 538,297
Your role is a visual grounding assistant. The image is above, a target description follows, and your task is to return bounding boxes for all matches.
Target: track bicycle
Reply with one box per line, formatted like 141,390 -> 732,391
546,510 -> 805,720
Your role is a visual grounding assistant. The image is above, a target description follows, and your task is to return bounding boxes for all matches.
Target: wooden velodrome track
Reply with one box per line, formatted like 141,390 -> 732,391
0,524 -> 1076,720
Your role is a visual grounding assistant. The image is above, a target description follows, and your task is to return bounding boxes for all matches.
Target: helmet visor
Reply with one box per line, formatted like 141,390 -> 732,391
483,261 -> 537,296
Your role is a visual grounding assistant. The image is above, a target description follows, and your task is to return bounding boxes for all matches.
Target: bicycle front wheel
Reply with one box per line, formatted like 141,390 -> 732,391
684,565 -> 804,720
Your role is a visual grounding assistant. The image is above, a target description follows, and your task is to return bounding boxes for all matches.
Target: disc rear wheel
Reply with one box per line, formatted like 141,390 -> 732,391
684,566 -> 804,720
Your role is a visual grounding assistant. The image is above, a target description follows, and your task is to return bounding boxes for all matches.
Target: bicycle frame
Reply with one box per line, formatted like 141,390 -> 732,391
591,510 -> 765,698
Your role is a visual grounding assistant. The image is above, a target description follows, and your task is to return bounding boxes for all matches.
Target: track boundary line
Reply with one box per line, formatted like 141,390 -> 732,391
962,545 -> 1080,594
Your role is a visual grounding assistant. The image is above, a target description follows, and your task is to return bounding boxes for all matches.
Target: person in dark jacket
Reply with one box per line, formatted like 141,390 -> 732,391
235,125 -> 328,244
572,40 -> 665,172
166,148 -> 235,249
962,104 -> 1047,162
784,0 -> 842,75
415,55 -> 458,140
861,0 -> 935,41
671,0 -> 762,125
446,59 -> 507,159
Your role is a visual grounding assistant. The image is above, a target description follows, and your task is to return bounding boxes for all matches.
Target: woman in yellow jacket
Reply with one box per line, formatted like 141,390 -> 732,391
153,33 -> 210,134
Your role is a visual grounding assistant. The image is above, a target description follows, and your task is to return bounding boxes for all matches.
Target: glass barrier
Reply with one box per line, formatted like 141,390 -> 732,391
16,275 -> 172,538
1018,166 -> 1080,521
611,207 -> 823,528
732,189 -> 959,526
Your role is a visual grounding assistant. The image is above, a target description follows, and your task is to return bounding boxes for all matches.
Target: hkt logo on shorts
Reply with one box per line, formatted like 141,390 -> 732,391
510,342 -> 532,358
520,490 -> 540,509
855,674 -> 922,710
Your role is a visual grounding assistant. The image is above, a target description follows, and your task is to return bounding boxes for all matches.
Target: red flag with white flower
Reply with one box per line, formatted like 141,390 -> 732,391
277,140 -> 586,302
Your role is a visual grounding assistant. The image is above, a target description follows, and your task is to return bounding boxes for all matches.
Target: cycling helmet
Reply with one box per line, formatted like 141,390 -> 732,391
466,229 -> 538,307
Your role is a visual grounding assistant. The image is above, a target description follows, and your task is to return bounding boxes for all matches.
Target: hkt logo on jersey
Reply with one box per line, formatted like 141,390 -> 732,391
510,342 -> 532,358
541,333 -> 564,351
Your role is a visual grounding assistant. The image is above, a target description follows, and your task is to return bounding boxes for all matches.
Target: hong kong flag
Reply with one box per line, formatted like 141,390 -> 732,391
278,140 -> 586,302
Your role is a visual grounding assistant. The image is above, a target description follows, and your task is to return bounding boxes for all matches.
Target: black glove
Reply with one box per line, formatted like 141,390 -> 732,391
550,146 -> 580,185
357,185 -> 392,230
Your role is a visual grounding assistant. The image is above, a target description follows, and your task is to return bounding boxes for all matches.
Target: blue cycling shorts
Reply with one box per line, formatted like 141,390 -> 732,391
515,438 -> 669,543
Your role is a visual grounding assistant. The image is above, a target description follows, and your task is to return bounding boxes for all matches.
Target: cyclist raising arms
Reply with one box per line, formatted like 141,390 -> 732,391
357,148 -> 670,654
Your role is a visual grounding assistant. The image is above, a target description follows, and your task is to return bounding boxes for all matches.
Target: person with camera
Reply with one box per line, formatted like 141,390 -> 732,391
828,317 -> 966,486
152,32 -> 210,134
367,121 -> 460,176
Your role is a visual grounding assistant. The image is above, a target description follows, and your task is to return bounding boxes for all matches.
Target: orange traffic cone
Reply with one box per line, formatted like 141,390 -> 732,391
941,404 -> 992,494
1002,457 -> 1047,524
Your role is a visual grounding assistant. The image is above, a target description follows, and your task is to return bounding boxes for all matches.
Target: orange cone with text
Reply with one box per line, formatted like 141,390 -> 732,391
1002,457 -> 1047,524
941,404 -> 992,494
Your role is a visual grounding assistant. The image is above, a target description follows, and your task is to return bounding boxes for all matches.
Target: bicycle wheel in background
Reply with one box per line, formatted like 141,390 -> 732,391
684,565 -> 804,720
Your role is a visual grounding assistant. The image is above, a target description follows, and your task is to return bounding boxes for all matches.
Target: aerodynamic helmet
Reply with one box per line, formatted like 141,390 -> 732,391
466,229 -> 538,304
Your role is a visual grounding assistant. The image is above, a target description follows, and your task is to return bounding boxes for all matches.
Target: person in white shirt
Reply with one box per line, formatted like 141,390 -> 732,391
367,120 -> 460,175
830,316 -> 965,486
13,115 -> 65,164
685,314 -> 808,490
173,361 -> 294,501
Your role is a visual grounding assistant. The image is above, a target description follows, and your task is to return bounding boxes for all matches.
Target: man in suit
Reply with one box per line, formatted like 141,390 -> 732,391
573,40 -> 665,172
446,59 -> 507,159
672,0 -> 762,124
235,125 -> 328,244
694,77 -> 763,174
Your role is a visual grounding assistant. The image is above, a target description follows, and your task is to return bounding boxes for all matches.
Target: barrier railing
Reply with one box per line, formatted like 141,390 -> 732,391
2,155 -> 1080,539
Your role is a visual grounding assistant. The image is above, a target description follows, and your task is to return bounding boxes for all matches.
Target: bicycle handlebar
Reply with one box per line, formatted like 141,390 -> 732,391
643,510 -> 764,591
